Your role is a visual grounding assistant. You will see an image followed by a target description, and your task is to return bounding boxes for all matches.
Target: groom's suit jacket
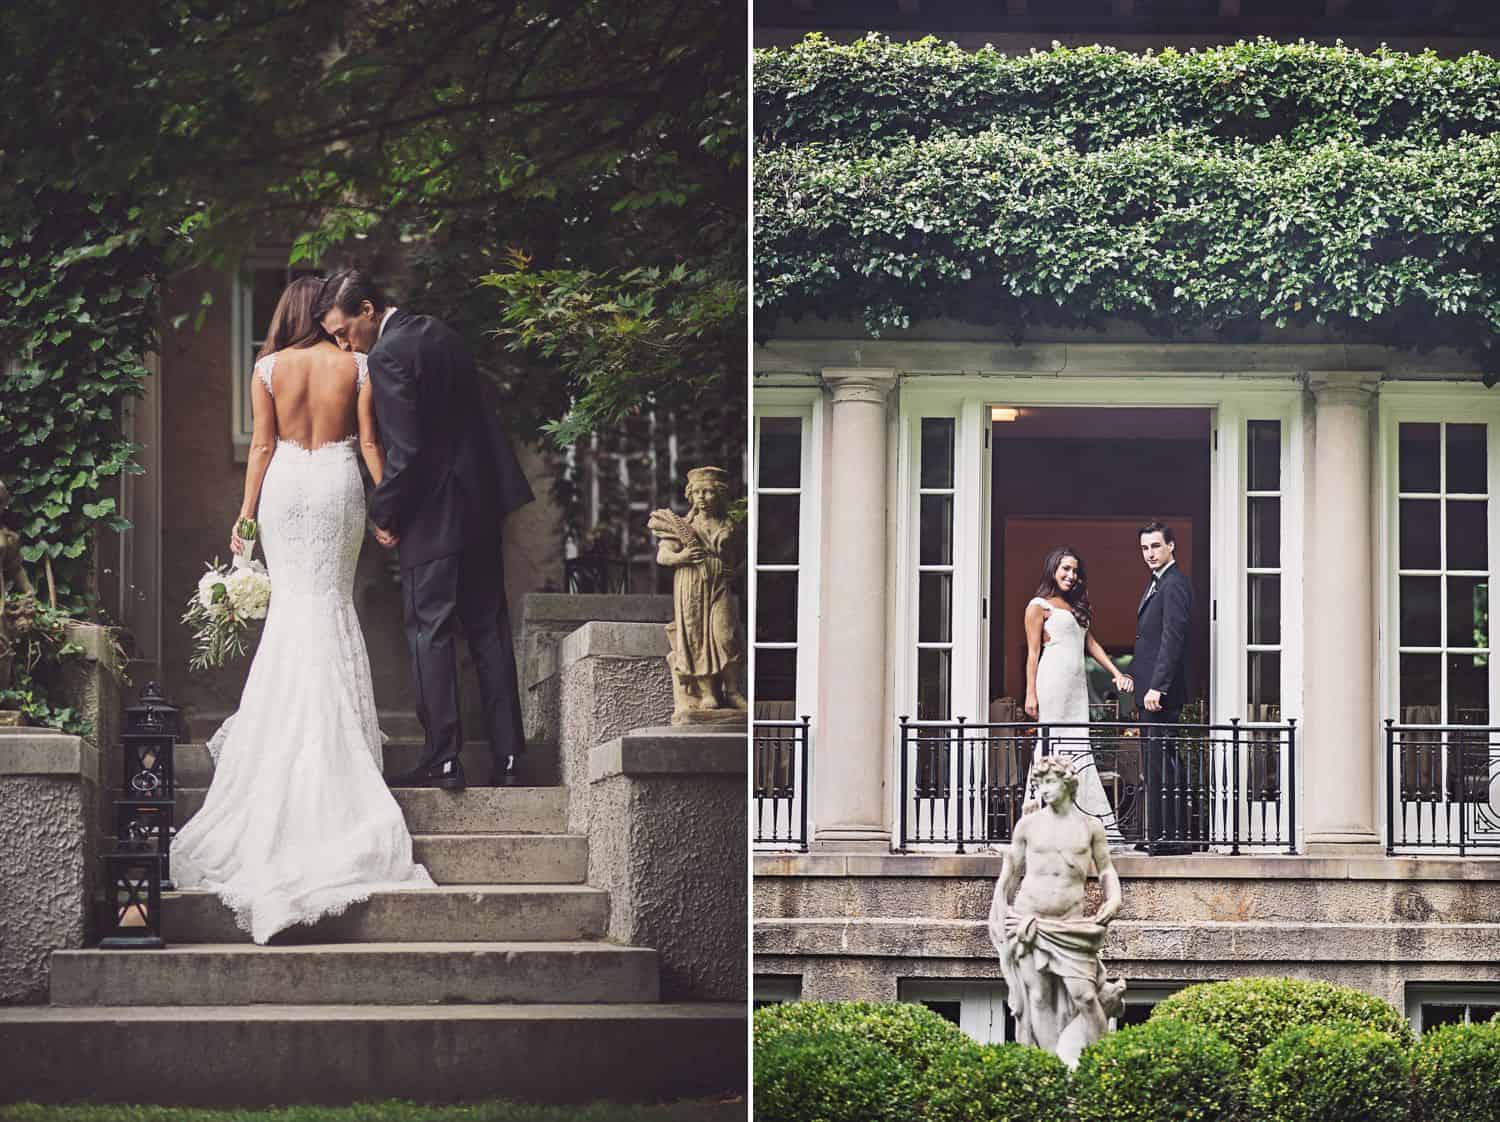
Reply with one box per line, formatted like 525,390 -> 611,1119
1132,562 -> 1193,713
367,310 -> 535,568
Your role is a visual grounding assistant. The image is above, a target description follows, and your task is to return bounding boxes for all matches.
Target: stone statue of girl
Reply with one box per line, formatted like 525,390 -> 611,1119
647,466 -> 747,723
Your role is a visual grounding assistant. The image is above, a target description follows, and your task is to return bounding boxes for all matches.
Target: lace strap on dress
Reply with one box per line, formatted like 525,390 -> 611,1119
354,352 -> 369,390
255,353 -> 276,396
1028,596 -> 1054,611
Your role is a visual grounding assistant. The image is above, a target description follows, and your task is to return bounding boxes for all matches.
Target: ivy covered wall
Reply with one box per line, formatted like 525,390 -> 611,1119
754,36 -> 1500,374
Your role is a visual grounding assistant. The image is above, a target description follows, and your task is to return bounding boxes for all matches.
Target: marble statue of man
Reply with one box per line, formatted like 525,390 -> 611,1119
987,755 -> 1127,1068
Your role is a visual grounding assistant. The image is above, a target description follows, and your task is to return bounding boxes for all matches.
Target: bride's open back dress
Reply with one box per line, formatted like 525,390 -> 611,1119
1029,597 -> 1116,827
172,350 -> 433,944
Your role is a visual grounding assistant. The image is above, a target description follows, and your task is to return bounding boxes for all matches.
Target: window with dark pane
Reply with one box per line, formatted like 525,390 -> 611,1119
1396,421 -> 1491,733
752,413 -> 809,717
917,417 -> 958,724
1245,420 -> 1282,720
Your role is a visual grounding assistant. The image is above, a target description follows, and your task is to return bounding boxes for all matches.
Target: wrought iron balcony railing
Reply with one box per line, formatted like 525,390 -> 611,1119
898,717 -> 1297,854
1386,721 -> 1500,855
754,716 -> 811,851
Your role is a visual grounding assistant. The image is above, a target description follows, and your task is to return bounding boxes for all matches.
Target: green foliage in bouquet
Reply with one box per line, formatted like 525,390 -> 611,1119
1411,1018 -> 1500,1122
754,37 -> 1500,381
1248,1022 -> 1410,1122
1150,977 -> 1414,1070
181,557 -> 270,671
1072,1017 -> 1243,1122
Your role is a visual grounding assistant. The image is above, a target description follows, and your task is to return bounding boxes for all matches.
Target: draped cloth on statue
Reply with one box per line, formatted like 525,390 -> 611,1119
994,913 -> 1115,1044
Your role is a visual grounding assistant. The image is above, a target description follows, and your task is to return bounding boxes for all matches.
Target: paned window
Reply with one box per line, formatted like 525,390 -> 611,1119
899,980 -> 1013,1044
1397,422 -> 1489,726
917,417 -> 957,721
1246,420 -> 1283,721
754,415 -> 805,710
1407,986 -> 1500,1033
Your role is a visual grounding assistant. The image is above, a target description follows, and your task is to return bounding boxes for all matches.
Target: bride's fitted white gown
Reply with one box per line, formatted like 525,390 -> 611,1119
173,351 -> 433,944
1029,597 -> 1115,824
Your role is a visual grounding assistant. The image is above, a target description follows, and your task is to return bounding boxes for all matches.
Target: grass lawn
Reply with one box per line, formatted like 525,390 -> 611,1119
0,1100 -> 745,1122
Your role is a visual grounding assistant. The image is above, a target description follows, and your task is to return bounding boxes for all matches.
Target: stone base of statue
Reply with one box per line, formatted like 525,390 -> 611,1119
674,705 -> 747,728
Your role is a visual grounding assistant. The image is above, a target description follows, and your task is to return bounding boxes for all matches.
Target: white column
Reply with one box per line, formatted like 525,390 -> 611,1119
813,368 -> 898,851
1303,371 -> 1382,852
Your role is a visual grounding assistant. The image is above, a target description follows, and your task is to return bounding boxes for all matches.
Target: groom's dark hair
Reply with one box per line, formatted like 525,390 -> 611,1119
1138,520 -> 1174,544
314,269 -> 387,318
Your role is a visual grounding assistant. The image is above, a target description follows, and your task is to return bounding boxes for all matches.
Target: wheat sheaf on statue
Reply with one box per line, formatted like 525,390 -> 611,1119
647,466 -> 747,724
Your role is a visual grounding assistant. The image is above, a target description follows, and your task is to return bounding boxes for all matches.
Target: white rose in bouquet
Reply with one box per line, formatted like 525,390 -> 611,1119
197,569 -> 229,613
225,563 -> 271,621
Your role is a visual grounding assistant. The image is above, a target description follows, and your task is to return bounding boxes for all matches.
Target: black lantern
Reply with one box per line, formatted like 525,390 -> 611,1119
115,798 -> 176,889
121,682 -> 180,802
99,846 -> 165,949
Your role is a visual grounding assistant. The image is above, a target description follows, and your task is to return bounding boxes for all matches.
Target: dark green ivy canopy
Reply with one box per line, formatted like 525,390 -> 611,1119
754,35 -> 1500,378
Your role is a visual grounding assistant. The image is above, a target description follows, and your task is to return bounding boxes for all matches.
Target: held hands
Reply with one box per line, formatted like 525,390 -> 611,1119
373,526 -> 400,549
1113,674 -> 1135,693
1143,688 -> 1163,712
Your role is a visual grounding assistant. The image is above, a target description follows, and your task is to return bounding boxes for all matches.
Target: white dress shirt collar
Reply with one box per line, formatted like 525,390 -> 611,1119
1152,558 -> 1176,581
378,306 -> 399,339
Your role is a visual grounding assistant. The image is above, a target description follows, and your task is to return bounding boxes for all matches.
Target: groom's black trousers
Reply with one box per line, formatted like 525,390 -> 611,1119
401,538 -> 526,771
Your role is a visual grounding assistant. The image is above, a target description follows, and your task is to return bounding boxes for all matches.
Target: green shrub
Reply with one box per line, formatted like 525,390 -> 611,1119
1248,1022 -> 1409,1122
920,1040 -> 1069,1122
753,1028 -> 915,1122
1072,1017 -> 1242,1122
1150,977 -> 1414,1069
1412,1019 -> 1500,1122
752,1000 -> 967,1073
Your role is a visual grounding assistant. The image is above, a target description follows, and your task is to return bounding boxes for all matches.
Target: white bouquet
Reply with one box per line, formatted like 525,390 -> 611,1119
182,519 -> 271,670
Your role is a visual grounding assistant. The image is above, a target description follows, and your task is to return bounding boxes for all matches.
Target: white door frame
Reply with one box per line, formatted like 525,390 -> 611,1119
893,376 -> 1305,847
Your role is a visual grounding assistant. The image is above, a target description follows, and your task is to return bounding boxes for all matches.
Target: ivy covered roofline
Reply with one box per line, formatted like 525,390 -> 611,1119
755,35 -> 1500,152
753,37 -> 1500,379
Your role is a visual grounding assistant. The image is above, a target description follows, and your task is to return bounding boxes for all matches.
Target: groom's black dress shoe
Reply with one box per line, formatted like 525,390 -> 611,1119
486,754 -> 521,788
426,759 -> 466,790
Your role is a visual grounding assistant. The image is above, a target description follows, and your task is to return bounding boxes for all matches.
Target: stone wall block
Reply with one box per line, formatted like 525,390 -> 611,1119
588,728 -> 746,1001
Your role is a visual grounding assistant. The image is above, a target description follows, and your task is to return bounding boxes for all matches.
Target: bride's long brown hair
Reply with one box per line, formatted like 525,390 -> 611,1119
255,276 -> 329,361
1034,545 -> 1093,629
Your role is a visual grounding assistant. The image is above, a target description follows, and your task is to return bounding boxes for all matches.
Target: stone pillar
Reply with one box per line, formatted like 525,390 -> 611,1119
814,368 -> 898,851
1303,371 -> 1381,853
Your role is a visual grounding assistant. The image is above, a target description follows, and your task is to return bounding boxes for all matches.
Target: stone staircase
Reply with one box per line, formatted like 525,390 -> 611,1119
0,732 -> 744,1106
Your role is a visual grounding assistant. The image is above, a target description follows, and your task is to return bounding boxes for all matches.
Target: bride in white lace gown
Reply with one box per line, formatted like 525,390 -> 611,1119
1023,547 -> 1134,827
173,277 -> 433,944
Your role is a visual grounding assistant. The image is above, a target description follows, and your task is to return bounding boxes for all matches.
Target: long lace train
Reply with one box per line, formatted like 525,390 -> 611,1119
173,436 -> 432,944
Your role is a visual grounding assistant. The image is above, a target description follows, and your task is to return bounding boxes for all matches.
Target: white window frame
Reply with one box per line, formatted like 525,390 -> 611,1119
1406,984 -> 1500,1034
899,979 -> 1011,1044
751,388 -> 824,719
1378,385 -> 1500,847
752,388 -> 824,849
893,377 -> 1305,849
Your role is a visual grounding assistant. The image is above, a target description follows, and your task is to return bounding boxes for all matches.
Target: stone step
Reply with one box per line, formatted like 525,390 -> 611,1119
50,942 -> 659,1007
162,884 -> 609,944
411,834 -> 587,884
0,1002 -> 746,1106
167,740 -> 505,788
163,785 -> 568,835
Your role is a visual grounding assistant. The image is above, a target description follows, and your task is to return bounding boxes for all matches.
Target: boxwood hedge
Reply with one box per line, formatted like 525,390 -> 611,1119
1248,1022 -> 1410,1122
1411,1017 -> 1500,1122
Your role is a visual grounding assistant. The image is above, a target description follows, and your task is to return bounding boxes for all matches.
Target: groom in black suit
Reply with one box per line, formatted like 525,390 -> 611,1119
316,270 -> 535,789
1132,521 -> 1195,854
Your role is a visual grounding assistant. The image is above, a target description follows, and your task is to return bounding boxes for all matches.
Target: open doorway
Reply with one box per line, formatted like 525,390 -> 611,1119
987,407 -> 1214,722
